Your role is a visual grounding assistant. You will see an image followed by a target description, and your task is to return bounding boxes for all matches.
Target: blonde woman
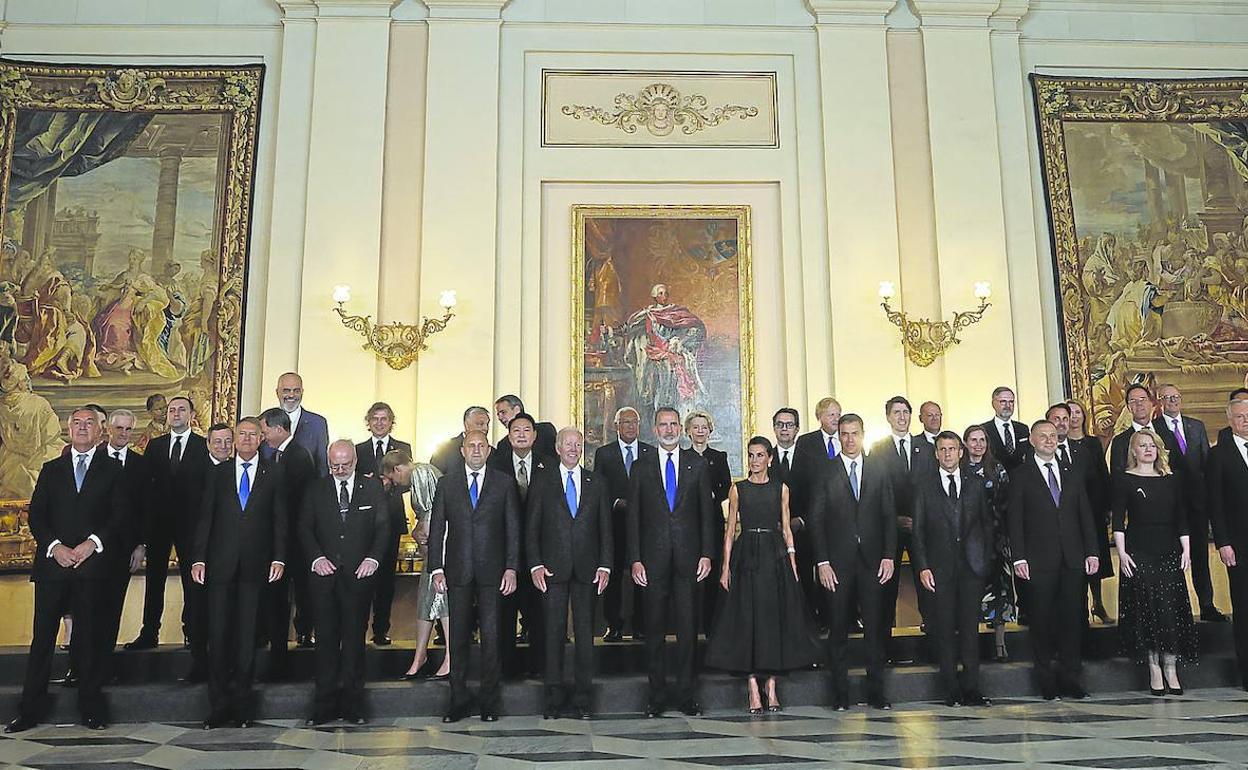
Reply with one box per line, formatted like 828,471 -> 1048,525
685,410 -> 731,635
1113,429 -> 1197,696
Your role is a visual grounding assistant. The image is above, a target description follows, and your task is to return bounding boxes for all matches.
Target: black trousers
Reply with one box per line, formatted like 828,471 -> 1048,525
930,567 -> 984,697
1188,504 -> 1215,610
207,579 -> 263,720
289,539 -> 314,638
310,571 -> 373,719
102,571 -> 130,654
369,533 -> 401,639
19,579 -> 108,722
543,579 -> 596,710
139,524 -> 194,640
794,527 -> 825,628
262,572 -> 293,664
501,579 -> 542,675
1025,567 -> 1085,691
448,581 -> 502,712
1226,563 -> 1248,688
642,568 -> 698,707
603,504 -> 637,633
824,553 -> 886,702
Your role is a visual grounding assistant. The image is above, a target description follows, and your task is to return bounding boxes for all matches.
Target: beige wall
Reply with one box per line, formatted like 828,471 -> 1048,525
4,0 -> 1247,462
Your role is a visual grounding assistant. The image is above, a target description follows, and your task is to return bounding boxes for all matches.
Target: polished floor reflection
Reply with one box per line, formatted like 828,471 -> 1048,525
2,687 -> 1248,768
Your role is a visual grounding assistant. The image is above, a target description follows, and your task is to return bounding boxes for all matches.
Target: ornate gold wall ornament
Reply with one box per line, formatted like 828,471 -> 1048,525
331,286 -> 457,370
86,70 -> 167,111
561,83 -> 759,138
877,282 -> 992,368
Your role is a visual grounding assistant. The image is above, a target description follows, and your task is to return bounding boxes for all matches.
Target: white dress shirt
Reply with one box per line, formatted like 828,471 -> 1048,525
994,417 -> 1014,445
892,433 -> 911,469
821,430 -> 841,456
285,405 -> 303,438
924,431 -> 939,444
276,435 -> 294,454
775,444 -> 794,468
1033,452 -> 1061,490
1232,433 -> 1248,463
530,464 -> 610,576
169,427 -> 192,460
47,446 -> 104,557
512,450 -> 534,479
106,444 -> 129,465
371,434 -> 391,457
659,445 -> 682,489
941,468 -> 961,499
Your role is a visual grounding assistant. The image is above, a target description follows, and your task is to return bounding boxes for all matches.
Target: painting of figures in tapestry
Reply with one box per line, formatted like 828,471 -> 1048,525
574,205 -> 754,476
1036,77 -> 1248,440
0,62 -> 261,568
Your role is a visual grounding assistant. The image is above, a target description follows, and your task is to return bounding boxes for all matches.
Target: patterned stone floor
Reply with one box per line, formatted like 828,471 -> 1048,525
3,687 -> 1248,769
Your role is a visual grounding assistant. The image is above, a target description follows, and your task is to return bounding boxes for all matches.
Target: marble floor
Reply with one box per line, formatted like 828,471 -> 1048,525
2,687 -> 1248,769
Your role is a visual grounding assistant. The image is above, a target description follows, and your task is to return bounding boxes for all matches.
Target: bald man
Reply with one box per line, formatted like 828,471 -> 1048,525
428,430 -> 521,723
300,441 -> 389,726
268,372 -> 330,478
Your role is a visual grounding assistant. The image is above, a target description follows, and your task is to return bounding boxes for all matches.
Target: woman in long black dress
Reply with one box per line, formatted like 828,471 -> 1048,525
1068,398 -> 1114,624
962,425 -> 1014,662
706,436 -> 820,714
686,411 -> 732,637
1113,429 -> 1197,695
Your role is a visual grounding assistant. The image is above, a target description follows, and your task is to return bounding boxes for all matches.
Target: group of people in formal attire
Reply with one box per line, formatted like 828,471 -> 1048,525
8,374 -> 1248,732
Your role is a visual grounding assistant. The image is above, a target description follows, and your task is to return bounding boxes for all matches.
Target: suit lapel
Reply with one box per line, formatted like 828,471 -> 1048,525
578,472 -> 592,516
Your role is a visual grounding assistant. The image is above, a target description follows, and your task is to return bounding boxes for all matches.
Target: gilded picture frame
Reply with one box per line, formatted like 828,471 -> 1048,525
0,61 -> 263,569
1033,75 -> 1248,439
572,204 -> 755,475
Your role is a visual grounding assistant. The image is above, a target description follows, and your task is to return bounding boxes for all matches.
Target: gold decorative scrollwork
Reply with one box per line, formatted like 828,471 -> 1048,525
562,83 -> 759,137
86,70 -> 167,111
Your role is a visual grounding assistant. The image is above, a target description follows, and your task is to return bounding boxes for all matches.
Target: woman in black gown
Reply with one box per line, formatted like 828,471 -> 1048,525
1068,399 -> 1114,624
686,411 -> 732,637
1113,429 -> 1197,695
962,425 -> 1014,661
706,436 -> 820,714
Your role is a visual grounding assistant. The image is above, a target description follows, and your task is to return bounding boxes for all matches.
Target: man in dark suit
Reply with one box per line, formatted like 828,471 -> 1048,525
980,386 -> 1030,470
789,397 -> 843,632
1219,388 -> 1248,446
1154,383 -> 1224,621
428,430 -> 521,723
1109,384 -> 1162,474
913,432 -> 994,707
430,406 -> 491,474
628,406 -> 715,717
768,407 -> 800,485
191,418 -> 288,728
593,406 -> 653,642
126,396 -> 208,657
1009,420 -> 1100,700
495,394 -> 557,458
300,441 -> 389,726
269,372 -> 330,478
259,407 -> 317,668
99,410 -> 149,659
871,396 -> 936,653
206,423 -> 234,466
1210,397 -> 1248,687
1048,402 -> 1112,624
489,411 -> 554,676
528,427 -> 612,719
916,402 -> 943,449
6,408 -> 128,733
353,402 -> 411,645
809,413 -> 897,710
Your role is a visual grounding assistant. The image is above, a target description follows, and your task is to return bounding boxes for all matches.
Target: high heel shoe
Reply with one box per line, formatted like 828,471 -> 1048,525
401,658 -> 435,680
1165,684 -> 1183,696
767,696 -> 782,713
1090,606 -> 1111,624
747,697 -> 763,715
1149,686 -> 1165,696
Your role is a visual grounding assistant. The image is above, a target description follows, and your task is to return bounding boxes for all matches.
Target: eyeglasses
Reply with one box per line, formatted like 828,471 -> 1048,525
1159,395 -> 1181,403
328,463 -> 354,471
1126,398 -> 1151,406
773,421 -> 797,429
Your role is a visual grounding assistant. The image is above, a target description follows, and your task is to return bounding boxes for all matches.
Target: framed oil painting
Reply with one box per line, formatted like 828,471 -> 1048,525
0,61 -> 263,569
1034,75 -> 1248,441
572,204 -> 755,476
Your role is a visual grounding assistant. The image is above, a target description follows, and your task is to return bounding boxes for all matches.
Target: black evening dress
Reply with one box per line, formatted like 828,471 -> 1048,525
705,477 -> 822,674
1113,473 -> 1198,662
966,459 -> 1016,624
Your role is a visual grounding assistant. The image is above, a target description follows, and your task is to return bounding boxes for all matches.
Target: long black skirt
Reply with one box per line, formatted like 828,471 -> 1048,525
1118,552 -> 1198,663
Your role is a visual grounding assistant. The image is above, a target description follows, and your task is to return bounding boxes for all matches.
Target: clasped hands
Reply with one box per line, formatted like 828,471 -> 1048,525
50,540 -> 97,569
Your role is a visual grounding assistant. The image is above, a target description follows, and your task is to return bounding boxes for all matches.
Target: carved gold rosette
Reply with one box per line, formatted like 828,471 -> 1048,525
1031,75 -> 1248,409
0,60 -> 263,426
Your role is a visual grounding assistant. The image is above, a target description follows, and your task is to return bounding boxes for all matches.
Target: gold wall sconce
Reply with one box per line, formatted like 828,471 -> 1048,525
878,281 -> 992,367
331,285 -> 457,370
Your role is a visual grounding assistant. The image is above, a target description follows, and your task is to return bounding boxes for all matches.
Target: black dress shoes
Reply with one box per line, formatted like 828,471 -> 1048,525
868,697 -> 891,710
237,719 -> 255,729
603,627 -> 622,643
53,669 -> 78,688
962,692 -> 990,707
645,702 -> 665,718
296,634 -> 316,648
832,699 -> 848,712
542,706 -> 561,720
202,715 -> 230,730
84,716 -> 107,730
124,635 -> 158,651
180,666 -> 207,684
1063,684 -> 1089,700
480,711 -> 498,722
679,701 -> 704,717
442,705 -> 471,724
345,715 -> 367,726
5,716 -> 36,734
943,696 -> 960,707
372,636 -> 392,646
571,707 -> 591,720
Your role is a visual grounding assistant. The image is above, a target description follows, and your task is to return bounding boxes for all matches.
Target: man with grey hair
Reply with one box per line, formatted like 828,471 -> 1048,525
593,405 -> 654,642
430,406 -> 491,475
1208,397 -> 1248,687
100,409 -> 149,654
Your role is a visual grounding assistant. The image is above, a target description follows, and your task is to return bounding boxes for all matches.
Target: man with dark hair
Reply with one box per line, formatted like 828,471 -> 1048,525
495,394 -> 557,458
192,418 -> 288,729
259,407 -> 318,666
1109,384 -> 1163,473
430,406 -> 491,474
206,424 -> 234,465
594,406 -> 653,642
769,408 -> 800,484
628,406 -> 715,717
127,395 -> 208,657
980,386 -> 1030,470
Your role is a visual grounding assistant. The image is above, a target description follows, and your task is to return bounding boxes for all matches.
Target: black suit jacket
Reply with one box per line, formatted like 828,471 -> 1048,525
98,445 -> 149,567
699,447 -> 732,505
1153,414 -> 1211,510
626,448 -> 715,578
354,436 -> 413,478
143,431 -> 209,546
912,468 -> 993,580
275,441 -> 316,531
768,444 -> 798,486
299,475 -> 389,572
427,465 -> 521,586
870,434 -> 935,526
497,421 -> 557,462
980,418 -> 1030,470
193,457 -> 288,583
526,466 -> 612,583
28,451 -> 129,582
429,433 -> 466,476
808,454 -> 897,569
1062,438 -> 1110,516
789,430 -> 837,519
487,448 -> 557,509
1209,434 -> 1248,552
592,440 -> 655,512
1007,457 -> 1097,572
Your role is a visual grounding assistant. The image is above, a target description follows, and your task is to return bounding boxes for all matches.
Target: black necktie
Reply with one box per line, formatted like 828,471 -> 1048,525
338,479 -> 349,522
169,435 -> 183,474
947,472 -> 958,502
112,450 -> 121,465
375,440 -> 384,462
1003,423 -> 1015,453
781,451 -> 790,475
1059,444 -> 1071,466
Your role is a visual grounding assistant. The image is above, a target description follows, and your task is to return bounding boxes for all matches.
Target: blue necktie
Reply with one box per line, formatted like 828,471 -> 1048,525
74,454 -> 87,492
664,452 -> 677,511
624,445 -> 634,476
469,471 -> 480,509
827,436 -> 837,459
849,459 -> 859,501
238,461 -> 252,509
566,470 -> 578,518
